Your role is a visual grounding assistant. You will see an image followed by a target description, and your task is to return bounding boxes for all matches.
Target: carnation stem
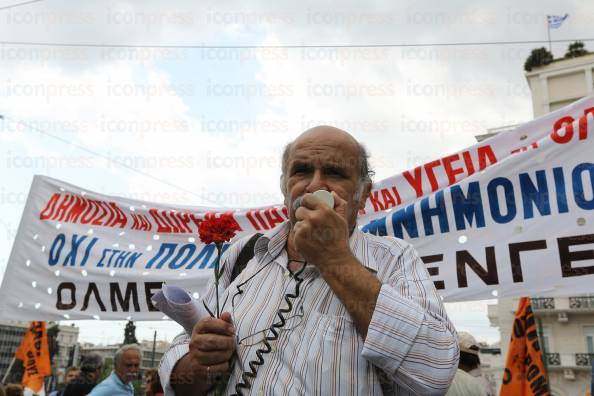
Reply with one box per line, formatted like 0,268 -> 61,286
215,241 -> 223,318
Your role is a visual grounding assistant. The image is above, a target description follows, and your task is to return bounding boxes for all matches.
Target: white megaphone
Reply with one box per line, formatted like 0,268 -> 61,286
292,190 -> 335,212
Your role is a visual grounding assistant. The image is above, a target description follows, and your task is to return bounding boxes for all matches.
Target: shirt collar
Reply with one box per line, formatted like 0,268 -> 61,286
253,221 -> 379,273
254,221 -> 290,265
110,371 -> 133,390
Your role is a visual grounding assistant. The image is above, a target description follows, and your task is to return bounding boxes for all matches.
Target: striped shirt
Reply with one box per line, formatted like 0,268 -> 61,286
159,222 -> 459,395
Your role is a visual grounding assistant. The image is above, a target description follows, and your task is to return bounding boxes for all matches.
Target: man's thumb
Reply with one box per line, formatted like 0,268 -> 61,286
331,191 -> 347,215
220,311 -> 233,324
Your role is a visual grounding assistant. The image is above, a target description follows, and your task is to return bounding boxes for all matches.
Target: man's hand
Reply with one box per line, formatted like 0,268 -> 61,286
190,312 -> 236,379
171,312 -> 236,396
293,191 -> 352,270
292,191 -> 382,339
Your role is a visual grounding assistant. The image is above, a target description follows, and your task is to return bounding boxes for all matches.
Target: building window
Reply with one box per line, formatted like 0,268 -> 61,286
585,326 -> 594,353
540,326 -> 552,352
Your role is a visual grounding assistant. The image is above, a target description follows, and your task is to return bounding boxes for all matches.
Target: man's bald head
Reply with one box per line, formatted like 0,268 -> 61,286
294,125 -> 360,148
280,125 -> 374,195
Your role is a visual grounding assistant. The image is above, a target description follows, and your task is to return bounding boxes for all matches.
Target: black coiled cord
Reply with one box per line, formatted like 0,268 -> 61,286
232,263 -> 306,396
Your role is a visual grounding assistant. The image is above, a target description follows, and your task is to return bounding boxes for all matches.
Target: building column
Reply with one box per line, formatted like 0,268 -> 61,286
585,67 -> 593,95
539,76 -> 550,114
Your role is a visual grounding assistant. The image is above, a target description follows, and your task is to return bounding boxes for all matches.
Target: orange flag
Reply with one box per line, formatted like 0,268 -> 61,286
15,321 -> 51,396
500,297 -> 550,395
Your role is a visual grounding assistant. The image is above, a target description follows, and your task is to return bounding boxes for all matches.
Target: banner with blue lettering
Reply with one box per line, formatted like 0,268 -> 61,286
0,95 -> 593,320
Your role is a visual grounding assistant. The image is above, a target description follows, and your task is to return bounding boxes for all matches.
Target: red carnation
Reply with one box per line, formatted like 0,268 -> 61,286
198,213 -> 241,318
198,214 -> 241,245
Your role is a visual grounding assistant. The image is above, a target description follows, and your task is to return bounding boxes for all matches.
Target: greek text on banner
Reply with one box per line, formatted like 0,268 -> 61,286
0,95 -> 593,320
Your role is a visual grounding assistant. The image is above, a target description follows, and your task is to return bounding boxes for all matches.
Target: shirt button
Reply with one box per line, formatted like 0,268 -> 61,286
257,391 -> 264,396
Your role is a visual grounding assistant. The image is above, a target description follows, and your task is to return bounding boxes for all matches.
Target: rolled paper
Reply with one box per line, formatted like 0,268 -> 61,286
152,284 -> 209,334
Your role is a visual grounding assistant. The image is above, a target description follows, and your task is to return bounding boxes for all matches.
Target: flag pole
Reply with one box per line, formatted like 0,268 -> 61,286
547,17 -> 552,52
151,330 -> 157,367
1,357 -> 16,383
536,316 -> 550,379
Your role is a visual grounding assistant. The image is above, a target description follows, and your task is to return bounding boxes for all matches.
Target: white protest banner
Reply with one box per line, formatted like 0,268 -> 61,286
0,95 -> 593,320
362,95 -> 594,301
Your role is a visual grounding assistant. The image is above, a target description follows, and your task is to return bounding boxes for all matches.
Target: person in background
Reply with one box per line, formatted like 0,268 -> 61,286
0,384 -> 4,396
49,367 -> 81,396
62,354 -> 103,396
458,332 -> 495,396
3,384 -> 23,396
446,332 -> 495,396
143,369 -> 164,396
88,344 -> 141,396
446,368 -> 485,396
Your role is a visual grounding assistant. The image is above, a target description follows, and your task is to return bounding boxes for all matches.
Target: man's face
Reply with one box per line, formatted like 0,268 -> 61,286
64,368 -> 80,384
115,350 -> 141,384
283,132 -> 368,231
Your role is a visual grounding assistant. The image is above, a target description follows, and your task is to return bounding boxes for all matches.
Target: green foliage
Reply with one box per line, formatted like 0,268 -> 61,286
99,357 -> 113,381
565,41 -> 588,58
132,378 -> 143,396
524,47 -> 554,71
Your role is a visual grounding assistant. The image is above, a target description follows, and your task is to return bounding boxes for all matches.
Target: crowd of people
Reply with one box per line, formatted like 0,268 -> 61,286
0,332 -> 495,395
0,344 -> 163,396
0,329 -> 495,396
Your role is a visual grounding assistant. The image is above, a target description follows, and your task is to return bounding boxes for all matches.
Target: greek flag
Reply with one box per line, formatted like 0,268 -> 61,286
547,14 -> 568,29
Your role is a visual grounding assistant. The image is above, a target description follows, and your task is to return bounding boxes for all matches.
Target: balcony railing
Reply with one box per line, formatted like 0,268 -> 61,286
545,353 -> 560,366
532,297 -> 555,310
569,296 -> 594,309
575,353 -> 594,366
542,353 -> 594,368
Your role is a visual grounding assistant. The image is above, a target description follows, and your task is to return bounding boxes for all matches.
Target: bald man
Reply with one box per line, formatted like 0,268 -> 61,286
159,126 -> 459,395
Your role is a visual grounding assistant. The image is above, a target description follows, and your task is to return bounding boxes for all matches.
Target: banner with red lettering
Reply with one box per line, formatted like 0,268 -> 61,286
0,95 -> 593,320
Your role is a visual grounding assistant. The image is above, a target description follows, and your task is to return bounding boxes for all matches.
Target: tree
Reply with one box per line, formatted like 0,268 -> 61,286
99,357 -> 113,381
123,321 -> 138,345
524,47 -> 553,71
565,41 -> 588,58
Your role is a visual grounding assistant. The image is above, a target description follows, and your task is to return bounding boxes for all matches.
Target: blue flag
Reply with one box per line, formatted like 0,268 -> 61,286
547,14 -> 568,29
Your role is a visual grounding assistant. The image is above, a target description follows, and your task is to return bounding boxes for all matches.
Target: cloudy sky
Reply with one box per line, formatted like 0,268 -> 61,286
1,0 -> 591,345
